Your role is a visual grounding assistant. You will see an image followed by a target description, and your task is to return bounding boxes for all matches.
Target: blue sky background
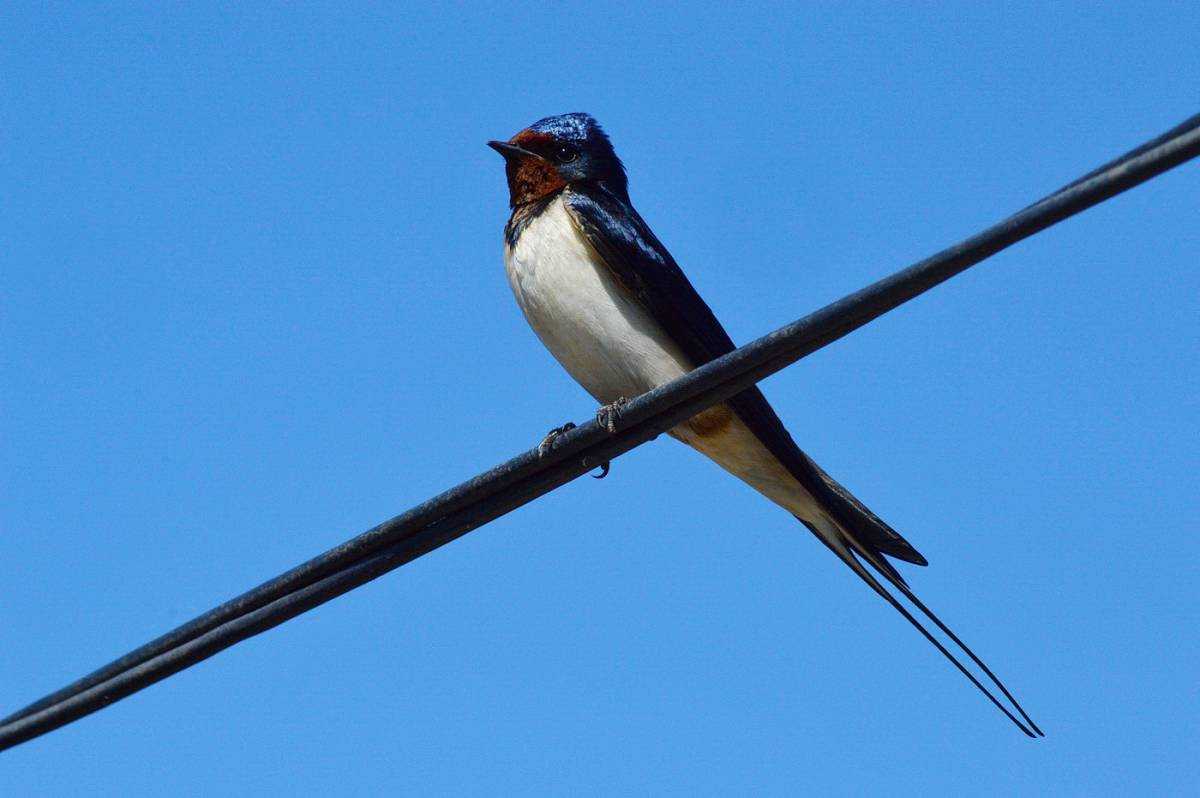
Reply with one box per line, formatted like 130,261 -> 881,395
2,3 -> 1197,794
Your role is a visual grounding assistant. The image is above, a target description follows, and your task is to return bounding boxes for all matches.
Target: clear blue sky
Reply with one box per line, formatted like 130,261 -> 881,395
3,3 -> 1197,794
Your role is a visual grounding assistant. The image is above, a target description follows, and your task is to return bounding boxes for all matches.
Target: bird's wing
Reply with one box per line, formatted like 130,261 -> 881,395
564,184 -> 1043,736
563,185 -> 925,566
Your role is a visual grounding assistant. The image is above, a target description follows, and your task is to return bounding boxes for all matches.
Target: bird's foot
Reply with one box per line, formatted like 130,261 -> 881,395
539,421 -> 610,478
588,397 -> 628,479
537,422 -> 577,457
595,397 -> 630,434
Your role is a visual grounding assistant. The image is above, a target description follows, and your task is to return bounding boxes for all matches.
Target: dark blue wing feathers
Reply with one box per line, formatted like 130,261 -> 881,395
563,185 -> 927,567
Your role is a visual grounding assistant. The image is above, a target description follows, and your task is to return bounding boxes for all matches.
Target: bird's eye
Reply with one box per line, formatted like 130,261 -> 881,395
556,146 -> 578,163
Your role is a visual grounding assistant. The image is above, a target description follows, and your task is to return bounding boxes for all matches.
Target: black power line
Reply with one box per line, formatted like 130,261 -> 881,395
3,112 -> 1198,752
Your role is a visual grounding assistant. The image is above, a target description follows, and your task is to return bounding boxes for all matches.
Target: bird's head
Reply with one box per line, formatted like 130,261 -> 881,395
488,113 -> 627,208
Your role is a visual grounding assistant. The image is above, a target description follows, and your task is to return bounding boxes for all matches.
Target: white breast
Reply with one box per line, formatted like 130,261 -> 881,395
503,193 -> 820,521
503,193 -> 693,404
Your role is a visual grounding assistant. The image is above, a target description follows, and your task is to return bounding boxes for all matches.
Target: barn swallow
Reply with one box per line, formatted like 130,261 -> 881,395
488,113 -> 1042,736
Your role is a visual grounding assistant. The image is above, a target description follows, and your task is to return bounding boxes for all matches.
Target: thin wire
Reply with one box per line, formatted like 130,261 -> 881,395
2,112 -> 1198,753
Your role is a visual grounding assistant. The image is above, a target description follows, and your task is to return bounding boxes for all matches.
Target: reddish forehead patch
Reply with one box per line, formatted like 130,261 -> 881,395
511,129 -> 557,149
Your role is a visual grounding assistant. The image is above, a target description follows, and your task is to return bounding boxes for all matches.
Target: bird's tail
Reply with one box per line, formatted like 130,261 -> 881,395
803,513 -> 1044,738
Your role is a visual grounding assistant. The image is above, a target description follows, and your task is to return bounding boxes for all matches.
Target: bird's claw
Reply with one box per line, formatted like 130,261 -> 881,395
541,423 -> 610,478
589,397 -> 628,478
541,400 -> 626,476
595,397 -> 630,434
537,422 -> 577,457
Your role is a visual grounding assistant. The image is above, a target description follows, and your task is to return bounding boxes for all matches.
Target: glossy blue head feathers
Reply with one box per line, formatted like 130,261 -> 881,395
525,112 -> 604,142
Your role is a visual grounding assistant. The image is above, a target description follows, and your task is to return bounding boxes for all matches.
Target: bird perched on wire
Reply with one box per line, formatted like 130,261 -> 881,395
488,112 -> 1042,737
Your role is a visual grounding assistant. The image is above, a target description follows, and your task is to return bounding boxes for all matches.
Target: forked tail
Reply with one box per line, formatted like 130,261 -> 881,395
802,516 -> 1044,738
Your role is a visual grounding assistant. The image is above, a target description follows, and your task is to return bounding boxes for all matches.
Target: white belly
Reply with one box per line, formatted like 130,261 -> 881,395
503,193 -> 820,521
504,194 -> 692,404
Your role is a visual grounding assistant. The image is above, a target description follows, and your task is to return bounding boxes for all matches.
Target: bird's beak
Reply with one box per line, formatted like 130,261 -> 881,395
487,140 -> 543,161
